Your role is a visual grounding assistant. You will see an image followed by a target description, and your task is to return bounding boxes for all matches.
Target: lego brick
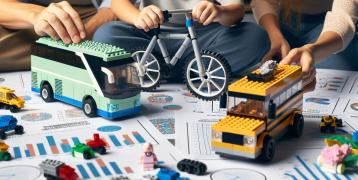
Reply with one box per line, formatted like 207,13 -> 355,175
36,37 -> 131,61
212,116 -> 265,136
228,65 -> 302,96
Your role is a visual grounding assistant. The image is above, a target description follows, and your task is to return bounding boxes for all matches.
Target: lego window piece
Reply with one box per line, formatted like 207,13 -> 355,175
228,97 -> 267,119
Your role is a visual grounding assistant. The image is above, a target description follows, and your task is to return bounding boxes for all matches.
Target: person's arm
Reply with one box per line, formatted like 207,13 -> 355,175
112,0 -> 164,32
251,0 -> 289,61
192,0 -> 244,26
85,0 -> 117,38
0,0 -> 86,44
280,0 -> 358,73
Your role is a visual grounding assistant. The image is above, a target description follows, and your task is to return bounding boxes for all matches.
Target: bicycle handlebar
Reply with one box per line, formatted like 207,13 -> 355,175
162,9 -> 192,23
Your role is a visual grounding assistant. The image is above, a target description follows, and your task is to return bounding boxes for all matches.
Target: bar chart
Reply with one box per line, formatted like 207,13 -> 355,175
75,158 -> 135,179
11,131 -> 147,159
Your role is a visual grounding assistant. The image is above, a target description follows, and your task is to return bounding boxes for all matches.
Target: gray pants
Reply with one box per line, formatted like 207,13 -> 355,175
93,21 -> 270,80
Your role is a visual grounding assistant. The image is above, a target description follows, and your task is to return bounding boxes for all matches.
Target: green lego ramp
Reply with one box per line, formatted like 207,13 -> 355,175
36,37 -> 131,61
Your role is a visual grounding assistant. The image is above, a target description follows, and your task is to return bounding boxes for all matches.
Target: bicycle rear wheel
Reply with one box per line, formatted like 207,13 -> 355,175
184,50 -> 231,101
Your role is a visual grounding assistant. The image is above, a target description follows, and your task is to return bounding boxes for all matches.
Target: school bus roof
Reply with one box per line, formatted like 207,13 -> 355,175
228,64 -> 302,96
36,37 -> 131,61
212,116 -> 265,136
0,87 -> 15,93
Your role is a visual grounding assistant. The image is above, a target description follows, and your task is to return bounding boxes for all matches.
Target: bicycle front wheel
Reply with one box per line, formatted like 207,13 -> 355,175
184,50 -> 231,101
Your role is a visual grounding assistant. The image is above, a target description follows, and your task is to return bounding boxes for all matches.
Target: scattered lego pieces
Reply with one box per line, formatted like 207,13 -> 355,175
71,143 -> 96,160
0,115 -> 24,140
140,143 -> 158,171
39,159 -> 78,180
0,141 -> 11,161
177,159 -> 207,175
86,133 -> 107,155
0,87 -> 25,113
320,115 -> 343,133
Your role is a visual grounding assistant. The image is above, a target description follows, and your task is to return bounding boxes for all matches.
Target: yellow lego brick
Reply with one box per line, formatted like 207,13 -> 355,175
0,87 -> 15,93
228,65 -> 302,96
212,116 -> 265,136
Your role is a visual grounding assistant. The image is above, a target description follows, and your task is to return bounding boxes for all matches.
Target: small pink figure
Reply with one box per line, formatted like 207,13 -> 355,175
321,144 -> 351,165
140,143 -> 157,171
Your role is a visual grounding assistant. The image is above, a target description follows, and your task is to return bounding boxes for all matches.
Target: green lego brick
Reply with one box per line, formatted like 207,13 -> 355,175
36,37 -> 131,61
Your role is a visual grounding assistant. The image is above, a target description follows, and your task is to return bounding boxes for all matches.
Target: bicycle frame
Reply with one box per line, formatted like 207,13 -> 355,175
137,10 -> 206,77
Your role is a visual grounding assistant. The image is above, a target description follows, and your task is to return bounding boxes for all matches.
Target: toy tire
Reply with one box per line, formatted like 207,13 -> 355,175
82,98 -> 97,118
0,130 -> 6,140
289,113 -> 304,137
177,161 -> 186,171
9,106 -> 20,113
97,147 -> 106,155
0,152 -> 11,161
320,126 -> 326,133
14,125 -> 24,134
184,50 -> 231,101
258,136 -> 276,162
336,119 -> 343,127
83,151 -> 92,160
41,83 -> 55,102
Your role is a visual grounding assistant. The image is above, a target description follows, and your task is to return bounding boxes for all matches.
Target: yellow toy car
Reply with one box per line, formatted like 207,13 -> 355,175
320,115 -> 343,133
0,87 -> 24,113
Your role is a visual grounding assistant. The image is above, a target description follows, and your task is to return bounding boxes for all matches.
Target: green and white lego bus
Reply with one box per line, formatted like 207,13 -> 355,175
31,37 -> 141,119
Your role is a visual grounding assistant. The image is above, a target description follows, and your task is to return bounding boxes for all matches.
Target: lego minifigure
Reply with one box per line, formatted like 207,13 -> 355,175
140,143 -> 157,171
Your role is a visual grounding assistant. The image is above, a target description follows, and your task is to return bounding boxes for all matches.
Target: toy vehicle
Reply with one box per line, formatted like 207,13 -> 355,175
0,115 -> 24,140
0,141 -> 11,161
71,143 -> 95,160
177,159 -> 207,175
31,37 -> 141,119
320,115 -> 343,133
133,10 -> 231,100
86,133 -> 106,154
212,64 -> 304,162
39,159 -> 79,180
0,87 -> 25,113
156,168 -> 180,180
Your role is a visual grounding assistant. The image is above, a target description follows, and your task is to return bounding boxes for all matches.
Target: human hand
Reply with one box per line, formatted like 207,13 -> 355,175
32,1 -> 85,44
134,5 -> 163,32
263,33 -> 290,62
192,1 -> 221,26
85,8 -> 117,39
280,44 -> 316,86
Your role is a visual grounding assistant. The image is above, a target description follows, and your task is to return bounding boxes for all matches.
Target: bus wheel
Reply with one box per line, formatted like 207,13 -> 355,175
290,113 -> 304,137
9,106 -> 20,113
258,136 -> 276,162
41,84 -> 55,102
82,98 -> 97,117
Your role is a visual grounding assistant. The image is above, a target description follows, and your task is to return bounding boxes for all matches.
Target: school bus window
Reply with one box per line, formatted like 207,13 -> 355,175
287,88 -> 292,98
228,97 -> 266,119
297,81 -> 302,89
279,91 -> 287,105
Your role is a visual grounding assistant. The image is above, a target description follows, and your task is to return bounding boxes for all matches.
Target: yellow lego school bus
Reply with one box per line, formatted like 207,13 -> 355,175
211,63 -> 304,161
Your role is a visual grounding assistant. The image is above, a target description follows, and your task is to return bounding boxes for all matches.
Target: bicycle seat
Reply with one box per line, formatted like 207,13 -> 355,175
160,26 -> 188,33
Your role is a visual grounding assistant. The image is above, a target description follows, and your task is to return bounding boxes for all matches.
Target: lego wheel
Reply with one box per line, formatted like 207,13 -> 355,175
177,160 -> 186,171
320,126 -> 327,133
336,119 -> 343,127
0,129 -> 6,140
82,98 -> 97,118
184,50 -> 231,101
258,136 -> 276,162
9,106 -> 20,113
132,50 -> 163,91
41,83 -> 55,102
0,152 -> 11,161
289,113 -> 304,137
97,147 -> 106,155
83,151 -> 92,160
14,125 -> 24,134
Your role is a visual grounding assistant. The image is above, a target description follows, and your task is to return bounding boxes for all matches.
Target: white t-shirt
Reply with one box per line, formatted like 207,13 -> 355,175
139,0 -> 242,26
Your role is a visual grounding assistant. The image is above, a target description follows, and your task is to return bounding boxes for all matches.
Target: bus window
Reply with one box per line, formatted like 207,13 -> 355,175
228,97 -> 267,119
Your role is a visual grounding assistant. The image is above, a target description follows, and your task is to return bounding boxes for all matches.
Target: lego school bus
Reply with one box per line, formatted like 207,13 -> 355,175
212,61 -> 304,161
31,37 -> 141,119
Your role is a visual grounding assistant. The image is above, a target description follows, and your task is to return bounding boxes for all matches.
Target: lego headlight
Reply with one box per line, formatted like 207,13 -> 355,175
212,130 -> 222,142
244,136 -> 256,147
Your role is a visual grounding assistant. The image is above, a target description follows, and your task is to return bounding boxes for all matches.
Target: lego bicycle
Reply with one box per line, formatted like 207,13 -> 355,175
132,10 -> 231,100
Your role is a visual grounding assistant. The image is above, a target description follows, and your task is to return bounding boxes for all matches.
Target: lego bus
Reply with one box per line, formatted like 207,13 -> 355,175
31,37 -> 141,119
212,62 -> 304,161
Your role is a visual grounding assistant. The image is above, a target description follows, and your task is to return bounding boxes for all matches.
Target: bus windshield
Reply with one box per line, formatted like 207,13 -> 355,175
228,96 -> 267,119
100,63 -> 140,98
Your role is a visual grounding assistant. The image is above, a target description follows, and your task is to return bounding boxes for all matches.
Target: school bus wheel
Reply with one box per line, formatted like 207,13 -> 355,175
289,113 -> 304,137
9,106 -> 20,113
82,97 -> 97,117
258,136 -> 276,162
41,83 -> 55,102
